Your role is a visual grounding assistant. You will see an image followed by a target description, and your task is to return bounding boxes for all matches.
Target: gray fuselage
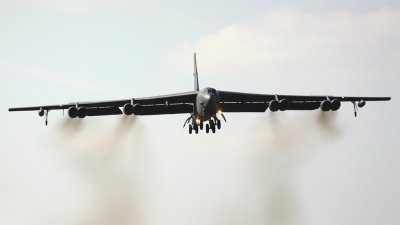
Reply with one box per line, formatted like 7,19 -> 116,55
195,87 -> 220,120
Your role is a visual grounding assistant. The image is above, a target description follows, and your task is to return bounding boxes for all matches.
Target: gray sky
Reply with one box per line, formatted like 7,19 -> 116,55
1,1 -> 399,225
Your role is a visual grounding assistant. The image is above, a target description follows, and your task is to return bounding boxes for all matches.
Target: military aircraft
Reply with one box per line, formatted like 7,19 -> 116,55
9,53 -> 391,134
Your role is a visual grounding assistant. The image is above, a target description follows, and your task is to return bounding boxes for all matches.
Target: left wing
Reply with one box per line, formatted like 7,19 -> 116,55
218,90 -> 391,112
9,91 -> 198,116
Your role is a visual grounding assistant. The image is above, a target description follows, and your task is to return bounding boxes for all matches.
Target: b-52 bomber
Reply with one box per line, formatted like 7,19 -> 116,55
9,54 -> 391,134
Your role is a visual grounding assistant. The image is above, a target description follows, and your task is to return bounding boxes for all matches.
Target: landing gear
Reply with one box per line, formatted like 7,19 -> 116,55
44,110 -> 49,126
209,120 -> 216,133
184,114 -> 226,134
210,120 -> 214,128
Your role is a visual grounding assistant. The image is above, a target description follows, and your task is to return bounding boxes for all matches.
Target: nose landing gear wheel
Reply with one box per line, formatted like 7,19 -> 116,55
206,124 -> 210,133
189,124 -> 192,134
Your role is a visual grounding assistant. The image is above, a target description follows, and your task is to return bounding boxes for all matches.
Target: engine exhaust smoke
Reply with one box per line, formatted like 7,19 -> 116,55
45,116 -> 149,225
247,111 -> 344,224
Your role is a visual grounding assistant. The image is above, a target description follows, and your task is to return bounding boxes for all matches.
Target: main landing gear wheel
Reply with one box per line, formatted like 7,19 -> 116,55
216,120 -> 221,130
189,124 -> 192,134
210,120 -> 215,128
206,124 -> 210,133
200,121 -> 203,130
194,124 -> 199,134
210,120 -> 216,133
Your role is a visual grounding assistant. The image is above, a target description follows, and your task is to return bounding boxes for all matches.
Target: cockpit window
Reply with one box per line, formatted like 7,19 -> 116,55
208,88 -> 216,94
208,88 -> 217,95
201,88 -> 218,95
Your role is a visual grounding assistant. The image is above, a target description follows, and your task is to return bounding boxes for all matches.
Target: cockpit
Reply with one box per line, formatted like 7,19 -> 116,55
200,87 -> 218,95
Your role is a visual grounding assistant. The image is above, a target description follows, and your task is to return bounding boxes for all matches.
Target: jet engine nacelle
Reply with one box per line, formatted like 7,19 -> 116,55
133,103 -> 143,115
77,107 -> 87,118
330,99 -> 341,111
269,100 -> 279,112
124,103 -> 143,115
358,100 -> 366,108
279,99 -> 289,111
68,106 -> 78,118
320,100 -> 331,111
320,100 -> 341,111
123,103 -> 134,115
269,99 -> 290,111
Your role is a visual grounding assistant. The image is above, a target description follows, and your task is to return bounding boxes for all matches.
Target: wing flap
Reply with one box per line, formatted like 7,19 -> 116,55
87,107 -> 123,116
141,104 -> 193,115
287,102 -> 320,110
220,103 -> 268,112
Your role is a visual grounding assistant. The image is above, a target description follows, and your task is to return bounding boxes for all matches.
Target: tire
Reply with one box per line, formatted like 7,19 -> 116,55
189,124 -> 192,134
200,121 -> 203,130
206,124 -> 209,133
217,120 -> 221,129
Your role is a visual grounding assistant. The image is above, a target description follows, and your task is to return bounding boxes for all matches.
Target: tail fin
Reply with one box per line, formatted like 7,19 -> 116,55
193,53 -> 199,91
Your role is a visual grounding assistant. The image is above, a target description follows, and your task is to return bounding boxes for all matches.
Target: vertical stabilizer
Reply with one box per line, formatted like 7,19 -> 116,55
193,53 -> 199,91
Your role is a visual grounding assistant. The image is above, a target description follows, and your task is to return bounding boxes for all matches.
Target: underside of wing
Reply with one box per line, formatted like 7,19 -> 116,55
8,91 -> 198,117
217,90 -> 391,113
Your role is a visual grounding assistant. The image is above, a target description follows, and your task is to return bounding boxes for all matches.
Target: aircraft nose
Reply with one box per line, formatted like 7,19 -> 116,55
203,94 -> 210,104
203,94 -> 217,114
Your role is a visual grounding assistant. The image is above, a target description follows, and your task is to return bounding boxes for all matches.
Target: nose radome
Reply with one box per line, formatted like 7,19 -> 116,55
203,94 -> 210,105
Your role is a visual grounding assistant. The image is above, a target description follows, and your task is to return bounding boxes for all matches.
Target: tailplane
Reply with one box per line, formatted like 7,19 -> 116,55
193,53 -> 199,91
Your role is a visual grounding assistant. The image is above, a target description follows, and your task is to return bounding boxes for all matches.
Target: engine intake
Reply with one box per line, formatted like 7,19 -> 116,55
279,99 -> 289,111
123,103 -> 134,115
77,107 -> 87,118
330,99 -> 341,111
320,100 -> 331,111
68,106 -> 78,118
133,103 -> 143,115
269,100 -> 279,112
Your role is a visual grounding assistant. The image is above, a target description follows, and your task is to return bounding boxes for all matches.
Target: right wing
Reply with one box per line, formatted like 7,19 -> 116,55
218,90 -> 391,112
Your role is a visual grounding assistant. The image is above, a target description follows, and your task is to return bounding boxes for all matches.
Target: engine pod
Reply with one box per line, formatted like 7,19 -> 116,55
77,107 -> 87,118
68,106 -> 78,118
123,103 -> 134,115
330,99 -> 341,111
269,100 -> 279,112
133,103 -> 143,115
279,99 -> 289,111
320,100 -> 331,111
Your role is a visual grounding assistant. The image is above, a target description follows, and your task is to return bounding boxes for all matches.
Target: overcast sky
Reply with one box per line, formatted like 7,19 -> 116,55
1,1 -> 399,225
